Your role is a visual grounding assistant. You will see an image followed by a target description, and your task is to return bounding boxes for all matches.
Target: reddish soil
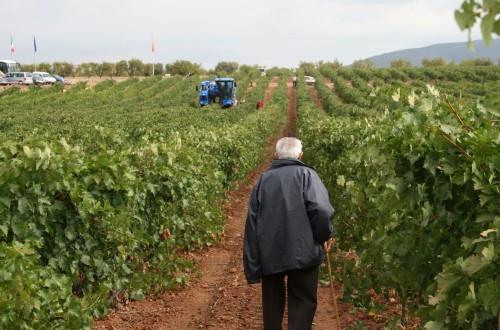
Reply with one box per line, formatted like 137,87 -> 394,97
91,77 -> 410,330
324,78 -> 334,91
321,78 -> 346,105
307,85 -> 325,112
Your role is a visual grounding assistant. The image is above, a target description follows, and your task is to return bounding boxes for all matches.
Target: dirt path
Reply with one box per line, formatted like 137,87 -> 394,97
93,77 -> 345,330
307,85 -> 325,112
324,78 -> 334,91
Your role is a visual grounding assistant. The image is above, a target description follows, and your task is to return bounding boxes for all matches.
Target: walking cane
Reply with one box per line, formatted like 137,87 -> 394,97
323,241 -> 341,330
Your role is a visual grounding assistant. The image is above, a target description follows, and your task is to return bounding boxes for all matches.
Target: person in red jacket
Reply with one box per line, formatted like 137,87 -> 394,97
256,100 -> 264,109
243,137 -> 334,330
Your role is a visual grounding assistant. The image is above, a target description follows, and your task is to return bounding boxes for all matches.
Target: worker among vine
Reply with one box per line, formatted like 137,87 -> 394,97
243,137 -> 334,330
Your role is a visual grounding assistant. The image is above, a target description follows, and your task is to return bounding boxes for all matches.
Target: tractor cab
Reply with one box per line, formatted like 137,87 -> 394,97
214,78 -> 237,108
198,78 -> 237,108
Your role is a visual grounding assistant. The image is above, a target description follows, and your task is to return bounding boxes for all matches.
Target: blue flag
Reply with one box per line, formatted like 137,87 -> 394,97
34,35 -> 37,52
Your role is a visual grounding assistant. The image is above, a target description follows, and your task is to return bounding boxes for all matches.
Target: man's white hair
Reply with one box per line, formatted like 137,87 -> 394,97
276,137 -> 302,159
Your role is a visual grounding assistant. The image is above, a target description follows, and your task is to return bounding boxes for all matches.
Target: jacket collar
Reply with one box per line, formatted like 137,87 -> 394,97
268,158 -> 314,170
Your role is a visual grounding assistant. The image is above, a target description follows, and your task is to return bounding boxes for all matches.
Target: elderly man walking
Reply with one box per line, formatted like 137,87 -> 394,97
243,137 -> 334,330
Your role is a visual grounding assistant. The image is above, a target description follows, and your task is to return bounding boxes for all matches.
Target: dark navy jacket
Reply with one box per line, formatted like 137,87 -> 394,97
243,158 -> 334,284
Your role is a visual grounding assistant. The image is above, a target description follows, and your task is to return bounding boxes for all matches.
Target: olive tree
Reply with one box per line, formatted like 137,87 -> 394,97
52,62 -> 74,77
422,57 -> 448,67
460,57 -> 494,66
214,61 -> 239,75
166,60 -> 203,76
113,61 -> 127,76
143,63 -> 153,77
351,59 -> 374,69
127,59 -> 144,77
94,62 -> 117,78
36,62 -> 53,73
153,63 -> 164,76
390,59 -> 412,68
318,60 -> 343,71
298,61 -> 318,75
75,63 -> 98,77
102,62 -> 117,78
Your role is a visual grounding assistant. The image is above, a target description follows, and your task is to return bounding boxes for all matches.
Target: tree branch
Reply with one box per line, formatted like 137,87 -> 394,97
83,289 -> 106,311
439,132 -> 472,158
445,96 -> 471,132
424,125 -> 472,158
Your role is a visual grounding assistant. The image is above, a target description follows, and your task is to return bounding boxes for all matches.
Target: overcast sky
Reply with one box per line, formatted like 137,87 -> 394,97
1,0 -> 483,70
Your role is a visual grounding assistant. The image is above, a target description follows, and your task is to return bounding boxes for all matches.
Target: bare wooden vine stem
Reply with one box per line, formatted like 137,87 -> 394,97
444,96 -> 471,132
83,288 -> 106,311
439,131 -> 472,158
117,308 -> 166,314
424,125 -> 473,158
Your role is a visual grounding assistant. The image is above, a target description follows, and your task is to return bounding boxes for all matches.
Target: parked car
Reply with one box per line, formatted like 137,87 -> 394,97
1,72 -> 33,85
32,72 -> 57,85
32,73 -> 44,85
304,76 -> 316,85
50,74 -> 68,83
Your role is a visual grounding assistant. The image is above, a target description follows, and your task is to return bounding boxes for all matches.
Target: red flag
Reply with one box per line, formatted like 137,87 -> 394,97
10,36 -> 14,54
152,37 -> 155,54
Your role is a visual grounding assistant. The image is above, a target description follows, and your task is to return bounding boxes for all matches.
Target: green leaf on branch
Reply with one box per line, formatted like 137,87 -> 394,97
462,255 -> 483,276
437,265 -> 462,295
478,278 -> 500,315
455,4 -> 477,31
480,12 -> 496,46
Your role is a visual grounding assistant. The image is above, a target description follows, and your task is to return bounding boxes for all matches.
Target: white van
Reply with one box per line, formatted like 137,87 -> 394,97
33,72 -> 57,85
1,72 -> 33,85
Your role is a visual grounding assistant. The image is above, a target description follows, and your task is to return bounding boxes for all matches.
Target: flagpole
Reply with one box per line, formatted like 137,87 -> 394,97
152,36 -> 155,76
33,35 -> 37,71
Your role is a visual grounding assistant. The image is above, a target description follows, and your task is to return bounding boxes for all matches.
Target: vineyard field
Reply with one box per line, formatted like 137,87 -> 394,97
0,65 -> 498,329
296,65 -> 499,329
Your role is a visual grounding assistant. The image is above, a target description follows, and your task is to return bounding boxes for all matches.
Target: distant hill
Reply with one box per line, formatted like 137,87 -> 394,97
363,39 -> 500,67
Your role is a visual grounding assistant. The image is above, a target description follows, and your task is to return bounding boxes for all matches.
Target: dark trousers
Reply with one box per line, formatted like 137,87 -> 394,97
261,266 -> 319,330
